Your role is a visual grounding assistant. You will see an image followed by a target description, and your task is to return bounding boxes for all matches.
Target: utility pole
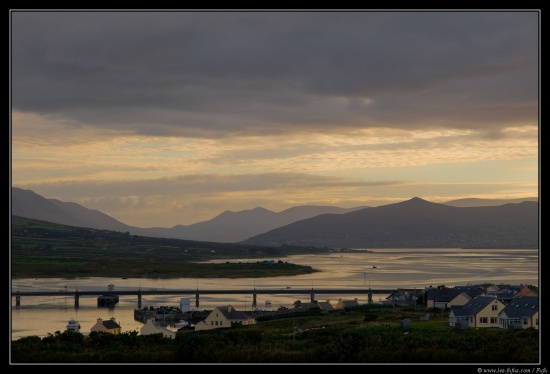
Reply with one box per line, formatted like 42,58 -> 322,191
293,317 -> 296,344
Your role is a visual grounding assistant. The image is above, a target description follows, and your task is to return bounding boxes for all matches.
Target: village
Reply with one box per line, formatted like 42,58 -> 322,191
66,282 -> 539,339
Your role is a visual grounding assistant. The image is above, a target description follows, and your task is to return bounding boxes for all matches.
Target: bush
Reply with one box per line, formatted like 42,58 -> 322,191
364,312 -> 378,322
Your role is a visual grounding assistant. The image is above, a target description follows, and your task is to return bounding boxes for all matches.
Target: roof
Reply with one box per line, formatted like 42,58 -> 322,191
488,290 -> 517,300
387,289 -> 423,300
217,305 -> 254,320
449,296 -> 500,317
427,285 -> 486,303
515,286 -> 538,297
297,302 -> 321,310
317,301 -> 334,310
500,296 -> 539,319
102,320 -> 121,329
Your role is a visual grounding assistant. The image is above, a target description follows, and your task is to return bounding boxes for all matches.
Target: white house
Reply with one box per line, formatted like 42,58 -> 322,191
498,296 -> 539,330
140,318 -> 177,338
194,305 -> 256,331
448,296 -> 505,328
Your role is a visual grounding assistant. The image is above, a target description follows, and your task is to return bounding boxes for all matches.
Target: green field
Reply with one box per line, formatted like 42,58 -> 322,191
11,216 -> 326,279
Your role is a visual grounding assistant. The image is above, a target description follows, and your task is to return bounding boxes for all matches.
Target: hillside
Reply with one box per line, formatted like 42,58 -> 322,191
12,188 -> 134,233
443,197 -> 538,207
242,197 -> 539,249
10,216 -> 326,279
11,187 -> 366,242
143,205 -> 367,242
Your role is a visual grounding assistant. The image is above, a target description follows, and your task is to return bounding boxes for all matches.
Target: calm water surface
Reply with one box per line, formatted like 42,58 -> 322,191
11,248 -> 538,340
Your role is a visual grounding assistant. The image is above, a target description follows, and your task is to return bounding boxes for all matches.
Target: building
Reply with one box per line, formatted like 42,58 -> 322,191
448,296 -> 505,328
498,296 -> 539,330
292,300 -> 334,311
334,298 -> 360,310
194,305 -> 256,331
514,284 -> 539,299
180,298 -> 191,313
317,301 -> 335,311
140,318 -> 177,338
90,317 -> 122,334
426,285 -> 486,309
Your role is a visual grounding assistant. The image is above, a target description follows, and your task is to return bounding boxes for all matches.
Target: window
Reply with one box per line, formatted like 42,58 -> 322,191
536,319 -> 539,326
220,321 -> 223,325
523,318 -> 528,325
490,317 -> 498,324
470,317 -> 473,323
211,321 -> 213,325
215,321 -> 218,325
492,305 -> 498,311
216,313 -> 218,317
480,317 -> 488,324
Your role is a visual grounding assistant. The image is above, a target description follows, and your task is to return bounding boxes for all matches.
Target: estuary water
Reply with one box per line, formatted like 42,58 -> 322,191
10,248 -> 539,340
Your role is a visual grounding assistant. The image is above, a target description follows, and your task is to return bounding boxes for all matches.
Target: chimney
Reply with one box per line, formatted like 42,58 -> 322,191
227,305 -> 232,312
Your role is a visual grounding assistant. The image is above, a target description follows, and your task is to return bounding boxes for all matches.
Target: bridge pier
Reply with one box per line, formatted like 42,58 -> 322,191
195,292 -> 200,308
252,292 -> 257,308
74,293 -> 79,308
16,295 -> 20,307
310,292 -> 315,303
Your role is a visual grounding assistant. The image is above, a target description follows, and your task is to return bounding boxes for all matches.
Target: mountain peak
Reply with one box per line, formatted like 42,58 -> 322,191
400,197 -> 431,205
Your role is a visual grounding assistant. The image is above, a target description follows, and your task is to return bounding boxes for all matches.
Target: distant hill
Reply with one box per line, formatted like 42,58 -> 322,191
11,187 -> 134,233
10,187 -> 366,242
242,197 -> 539,249
443,197 -> 538,207
143,205 -> 366,242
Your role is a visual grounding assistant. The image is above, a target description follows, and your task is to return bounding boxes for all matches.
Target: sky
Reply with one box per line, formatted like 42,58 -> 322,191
10,10 -> 540,228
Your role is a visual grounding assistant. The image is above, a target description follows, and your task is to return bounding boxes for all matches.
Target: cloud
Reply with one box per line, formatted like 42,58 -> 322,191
10,11 -> 539,227
11,11 -> 539,137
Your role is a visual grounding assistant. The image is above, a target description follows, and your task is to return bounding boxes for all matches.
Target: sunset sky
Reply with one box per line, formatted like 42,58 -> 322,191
10,11 -> 539,228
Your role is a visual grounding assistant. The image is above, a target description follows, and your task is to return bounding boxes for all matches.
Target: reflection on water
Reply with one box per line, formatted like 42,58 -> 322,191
11,248 -> 538,340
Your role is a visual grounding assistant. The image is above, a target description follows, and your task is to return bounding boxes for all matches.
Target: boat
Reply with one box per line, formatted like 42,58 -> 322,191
66,318 -> 81,332
372,266 -> 377,269
172,320 -> 189,329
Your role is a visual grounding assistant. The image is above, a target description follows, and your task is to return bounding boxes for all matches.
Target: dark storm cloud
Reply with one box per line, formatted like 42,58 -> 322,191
11,11 -> 539,136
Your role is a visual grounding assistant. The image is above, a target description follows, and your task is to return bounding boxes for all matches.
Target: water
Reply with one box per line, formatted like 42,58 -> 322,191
10,248 -> 539,340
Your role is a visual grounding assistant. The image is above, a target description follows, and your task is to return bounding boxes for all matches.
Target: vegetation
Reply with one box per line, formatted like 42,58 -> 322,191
11,216 -> 331,279
11,306 -> 540,363
10,217 -> 541,363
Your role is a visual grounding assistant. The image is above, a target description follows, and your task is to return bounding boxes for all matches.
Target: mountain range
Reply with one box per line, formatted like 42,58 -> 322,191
10,187 -> 366,242
242,197 -> 539,249
11,187 -> 538,248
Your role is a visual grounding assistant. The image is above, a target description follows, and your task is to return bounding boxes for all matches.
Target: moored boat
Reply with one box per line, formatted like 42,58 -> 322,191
66,318 -> 81,332
172,320 -> 189,329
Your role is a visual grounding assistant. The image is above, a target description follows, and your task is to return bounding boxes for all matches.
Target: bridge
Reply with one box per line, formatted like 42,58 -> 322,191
11,288 -> 396,308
